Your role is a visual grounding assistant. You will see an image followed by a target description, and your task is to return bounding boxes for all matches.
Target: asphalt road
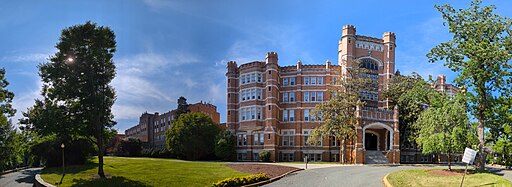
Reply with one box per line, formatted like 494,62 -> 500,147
265,165 -> 457,187
0,168 -> 42,187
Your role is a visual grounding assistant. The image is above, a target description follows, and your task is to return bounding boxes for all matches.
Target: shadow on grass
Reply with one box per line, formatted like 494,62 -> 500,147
41,162 -> 97,176
71,176 -> 150,187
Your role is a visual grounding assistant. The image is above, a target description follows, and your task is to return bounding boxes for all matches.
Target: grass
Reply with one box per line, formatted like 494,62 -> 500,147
40,156 -> 249,187
387,169 -> 512,187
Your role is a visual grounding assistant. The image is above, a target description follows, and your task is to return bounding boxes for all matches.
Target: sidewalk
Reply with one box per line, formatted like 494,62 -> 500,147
487,165 -> 512,182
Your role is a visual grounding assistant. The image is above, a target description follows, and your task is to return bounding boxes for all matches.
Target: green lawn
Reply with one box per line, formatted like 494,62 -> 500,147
40,157 -> 249,187
387,169 -> 512,187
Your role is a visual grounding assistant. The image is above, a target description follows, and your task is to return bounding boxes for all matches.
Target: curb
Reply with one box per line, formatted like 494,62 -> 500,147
0,166 -> 30,176
382,173 -> 392,187
35,174 -> 56,187
243,168 -> 304,187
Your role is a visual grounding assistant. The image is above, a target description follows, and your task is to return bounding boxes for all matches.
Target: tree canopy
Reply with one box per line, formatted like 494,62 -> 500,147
427,0 -> 512,170
26,21 -> 117,177
166,112 -> 220,160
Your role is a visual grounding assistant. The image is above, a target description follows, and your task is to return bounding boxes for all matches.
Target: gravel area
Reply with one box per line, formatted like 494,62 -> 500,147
226,164 -> 299,178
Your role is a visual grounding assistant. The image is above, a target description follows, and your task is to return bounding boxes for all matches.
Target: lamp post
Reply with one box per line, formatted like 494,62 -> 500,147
61,143 -> 65,175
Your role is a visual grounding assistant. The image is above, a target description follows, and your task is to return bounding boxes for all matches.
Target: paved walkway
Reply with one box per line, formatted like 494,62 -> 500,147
264,165 -> 464,187
0,167 -> 42,187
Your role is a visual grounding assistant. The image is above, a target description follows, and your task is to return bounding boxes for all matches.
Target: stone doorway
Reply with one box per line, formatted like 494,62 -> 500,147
365,133 -> 378,150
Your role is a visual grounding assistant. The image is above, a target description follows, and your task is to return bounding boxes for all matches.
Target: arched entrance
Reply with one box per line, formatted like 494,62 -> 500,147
364,133 -> 378,150
363,122 -> 394,151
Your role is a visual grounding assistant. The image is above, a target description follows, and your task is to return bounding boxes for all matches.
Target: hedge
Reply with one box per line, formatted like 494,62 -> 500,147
212,173 -> 269,187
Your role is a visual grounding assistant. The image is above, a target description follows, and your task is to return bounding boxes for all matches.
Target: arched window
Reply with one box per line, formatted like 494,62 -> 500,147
360,58 -> 378,71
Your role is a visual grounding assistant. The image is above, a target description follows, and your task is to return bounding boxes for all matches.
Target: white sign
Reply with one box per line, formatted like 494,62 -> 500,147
462,147 -> 477,164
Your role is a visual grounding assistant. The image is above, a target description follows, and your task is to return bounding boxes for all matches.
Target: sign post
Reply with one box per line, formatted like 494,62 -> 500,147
304,156 -> 308,169
460,147 -> 477,187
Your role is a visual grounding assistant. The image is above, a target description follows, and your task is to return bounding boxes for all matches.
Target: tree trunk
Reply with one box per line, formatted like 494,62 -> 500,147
97,113 -> 105,178
477,102 -> 486,171
97,133 -> 105,178
448,153 -> 452,171
341,138 -> 346,164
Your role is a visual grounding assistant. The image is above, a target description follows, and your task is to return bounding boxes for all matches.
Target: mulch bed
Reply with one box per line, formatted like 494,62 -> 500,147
226,164 -> 299,178
427,169 -> 475,176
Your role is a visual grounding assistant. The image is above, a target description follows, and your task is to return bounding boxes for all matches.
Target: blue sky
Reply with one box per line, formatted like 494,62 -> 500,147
1,0 -> 511,133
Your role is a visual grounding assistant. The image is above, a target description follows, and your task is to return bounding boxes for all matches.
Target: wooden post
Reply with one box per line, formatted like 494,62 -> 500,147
460,163 -> 468,187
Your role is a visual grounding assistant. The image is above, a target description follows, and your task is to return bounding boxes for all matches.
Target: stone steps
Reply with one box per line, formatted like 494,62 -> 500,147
366,150 -> 389,164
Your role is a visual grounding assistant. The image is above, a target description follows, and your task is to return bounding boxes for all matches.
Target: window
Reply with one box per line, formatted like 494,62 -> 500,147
240,72 -> 262,85
311,92 -> 316,101
333,77 -> 337,84
290,78 -> 295,85
259,133 -> 264,145
304,92 -> 309,102
283,92 -> 288,102
254,153 -> 260,161
318,77 -> 323,85
238,153 -> 247,161
239,106 -> 262,121
289,92 -> 294,102
304,110 -> 309,121
243,134 -> 247,145
254,134 -> 259,145
282,130 -> 295,146
289,110 -> 294,121
311,77 -> 316,85
304,77 -> 310,85
317,92 -> 323,101
281,153 -> 294,162
283,78 -> 288,86
304,130 -> 321,146
283,110 -> 288,121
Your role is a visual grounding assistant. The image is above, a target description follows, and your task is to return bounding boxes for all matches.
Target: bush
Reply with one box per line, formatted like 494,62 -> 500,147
114,138 -> 142,157
212,173 -> 269,187
259,150 -> 271,162
31,136 -> 95,167
214,130 -> 236,161
166,112 -> 220,160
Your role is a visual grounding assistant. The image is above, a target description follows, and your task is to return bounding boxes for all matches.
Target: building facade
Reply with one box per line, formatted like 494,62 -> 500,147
226,25 -> 400,164
125,102 -> 221,148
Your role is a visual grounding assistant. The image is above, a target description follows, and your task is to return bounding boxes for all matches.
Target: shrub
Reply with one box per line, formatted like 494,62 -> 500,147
259,150 -> 271,162
214,130 -> 236,161
212,173 -> 269,187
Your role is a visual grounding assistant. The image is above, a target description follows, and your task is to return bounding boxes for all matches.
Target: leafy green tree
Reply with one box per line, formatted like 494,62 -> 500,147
308,60 -> 372,163
214,130 -> 236,161
487,96 -> 512,167
166,112 -> 220,160
259,150 -> 270,162
383,73 -> 436,149
35,21 -> 117,178
414,92 -> 478,170
427,0 -> 512,170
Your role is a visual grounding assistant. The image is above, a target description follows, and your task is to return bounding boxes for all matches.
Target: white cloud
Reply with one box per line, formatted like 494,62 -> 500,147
1,53 -> 49,63
11,81 -> 42,127
112,104 -> 147,120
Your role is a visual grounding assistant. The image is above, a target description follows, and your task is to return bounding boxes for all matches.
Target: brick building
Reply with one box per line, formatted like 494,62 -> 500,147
226,25 -> 400,164
125,102 -> 221,148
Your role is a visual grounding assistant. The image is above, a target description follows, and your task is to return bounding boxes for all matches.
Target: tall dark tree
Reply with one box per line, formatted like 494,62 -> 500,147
174,96 -> 189,120
427,0 -> 512,170
0,68 -> 17,171
37,21 -> 117,178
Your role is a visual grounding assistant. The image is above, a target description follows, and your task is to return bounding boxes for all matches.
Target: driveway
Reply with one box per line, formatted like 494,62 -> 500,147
264,165 -> 462,187
0,168 -> 42,187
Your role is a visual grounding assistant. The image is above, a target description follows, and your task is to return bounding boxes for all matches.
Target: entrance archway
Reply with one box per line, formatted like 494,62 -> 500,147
364,133 -> 378,150
362,122 -> 394,151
